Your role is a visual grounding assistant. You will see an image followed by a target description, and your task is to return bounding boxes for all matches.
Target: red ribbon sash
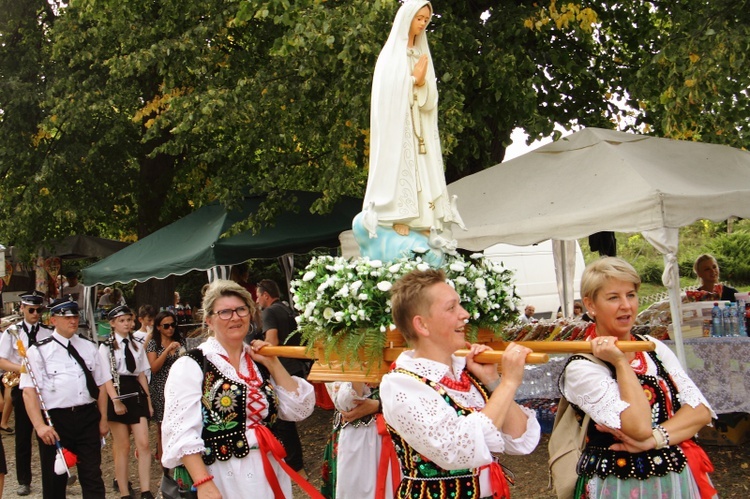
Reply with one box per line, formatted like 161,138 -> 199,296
679,440 -> 716,499
375,414 -> 400,499
481,461 -> 510,499
254,424 -> 325,499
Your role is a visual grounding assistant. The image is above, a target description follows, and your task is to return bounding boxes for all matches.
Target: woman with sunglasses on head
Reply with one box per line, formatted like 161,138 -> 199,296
146,311 -> 184,461
162,280 -> 316,499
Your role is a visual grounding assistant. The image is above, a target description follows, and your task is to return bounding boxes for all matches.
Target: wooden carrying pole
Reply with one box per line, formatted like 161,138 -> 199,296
258,340 -> 654,361
257,346 -> 550,364
490,340 -> 655,354
256,340 -> 655,382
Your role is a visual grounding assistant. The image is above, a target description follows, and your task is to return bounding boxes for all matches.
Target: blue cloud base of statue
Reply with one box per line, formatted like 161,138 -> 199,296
352,212 -> 445,267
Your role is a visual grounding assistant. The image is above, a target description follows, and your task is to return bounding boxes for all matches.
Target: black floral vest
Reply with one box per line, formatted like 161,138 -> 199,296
564,337 -> 688,481
386,368 -> 495,499
185,349 -> 279,465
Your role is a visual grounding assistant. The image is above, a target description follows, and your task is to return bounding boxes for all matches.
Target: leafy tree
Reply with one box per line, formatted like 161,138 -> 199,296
0,0 -> 60,254
526,0 -> 750,146
2,0 -> 750,271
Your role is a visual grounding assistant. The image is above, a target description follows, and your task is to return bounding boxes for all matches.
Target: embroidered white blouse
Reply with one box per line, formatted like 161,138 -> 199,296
161,337 -> 315,498
380,351 -> 540,496
561,335 -> 716,429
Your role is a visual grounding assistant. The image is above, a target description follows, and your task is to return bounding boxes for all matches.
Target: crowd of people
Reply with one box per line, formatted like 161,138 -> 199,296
0,250 -> 726,499
0,272 -> 317,499
0,1 -> 731,497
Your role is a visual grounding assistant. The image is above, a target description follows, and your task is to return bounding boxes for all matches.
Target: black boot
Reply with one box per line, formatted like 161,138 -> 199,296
113,479 -> 135,494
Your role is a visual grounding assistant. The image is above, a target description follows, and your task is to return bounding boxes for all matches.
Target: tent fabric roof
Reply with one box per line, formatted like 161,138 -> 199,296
82,192 -> 363,286
39,235 -> 130,260
449,127 -> 750,250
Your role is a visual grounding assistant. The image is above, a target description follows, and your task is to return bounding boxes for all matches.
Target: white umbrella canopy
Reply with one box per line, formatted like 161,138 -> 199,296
449,127 -> 750,365
449,127 -> 750,250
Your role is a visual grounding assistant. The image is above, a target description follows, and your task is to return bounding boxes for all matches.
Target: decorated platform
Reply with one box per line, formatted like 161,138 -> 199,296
259,327 -> 655,383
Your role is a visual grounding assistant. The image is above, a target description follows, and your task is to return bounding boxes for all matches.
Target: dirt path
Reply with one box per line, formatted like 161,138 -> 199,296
2,406 -> 747,498
297,408 -> 749,498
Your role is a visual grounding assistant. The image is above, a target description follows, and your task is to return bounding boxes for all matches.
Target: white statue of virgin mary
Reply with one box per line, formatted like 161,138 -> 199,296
361,0 -> 465,241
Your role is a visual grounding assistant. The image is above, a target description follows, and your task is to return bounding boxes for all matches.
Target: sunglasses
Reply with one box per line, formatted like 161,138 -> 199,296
160,322 -> 177,329
27,307 -> 43,314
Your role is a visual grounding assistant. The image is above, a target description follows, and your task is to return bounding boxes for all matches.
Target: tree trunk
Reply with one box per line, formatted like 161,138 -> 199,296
131,123 -> 179,311
134,276 -> 175,312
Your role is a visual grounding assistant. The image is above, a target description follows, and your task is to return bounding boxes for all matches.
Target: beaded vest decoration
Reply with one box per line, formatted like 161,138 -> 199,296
185,349 -> 279,465
386,368 -> 495,499
565,337 -> 688,481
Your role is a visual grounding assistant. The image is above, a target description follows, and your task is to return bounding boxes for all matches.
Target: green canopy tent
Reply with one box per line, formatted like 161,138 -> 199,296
82,191 -> 363,286
40,235 -> 131,261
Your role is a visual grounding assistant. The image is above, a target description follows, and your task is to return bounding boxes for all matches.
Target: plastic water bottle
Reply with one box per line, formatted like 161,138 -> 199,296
711,302 -> 724,337
728,303 -> 740,336
738,299 -> 748,336
722,304 -> 732,337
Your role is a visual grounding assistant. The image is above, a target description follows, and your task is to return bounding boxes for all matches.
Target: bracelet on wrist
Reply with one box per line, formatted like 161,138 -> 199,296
651,427 -> 666,449
655,424 -> 670,447
191,475 -> 214,490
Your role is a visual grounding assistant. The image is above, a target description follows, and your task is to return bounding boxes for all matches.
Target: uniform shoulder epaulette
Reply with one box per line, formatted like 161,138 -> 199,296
36,337 -> 55,347
76,335 -> 96,344
38,324 -> 53,331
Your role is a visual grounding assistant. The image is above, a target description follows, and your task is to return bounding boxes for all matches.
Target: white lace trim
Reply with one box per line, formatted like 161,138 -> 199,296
648,336 -> 716,418
380,352 -> 539,470
562,358 -> 630,429
563,337 -> 717,430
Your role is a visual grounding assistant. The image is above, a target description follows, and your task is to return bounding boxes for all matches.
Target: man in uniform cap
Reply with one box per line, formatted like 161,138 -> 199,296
0,290 -> 52,496
20,296 -> 111,499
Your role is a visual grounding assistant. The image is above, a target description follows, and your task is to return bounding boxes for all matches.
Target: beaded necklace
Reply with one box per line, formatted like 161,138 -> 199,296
629,335 -> 648,374
219,352 -> 266,425
439,370 -> 472,392
219,352 -> 260,386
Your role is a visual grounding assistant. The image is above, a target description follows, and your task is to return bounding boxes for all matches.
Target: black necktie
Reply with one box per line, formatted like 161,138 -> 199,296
29,325 -> 39,346
122,338 -> 136,373
66,342 -> 100,400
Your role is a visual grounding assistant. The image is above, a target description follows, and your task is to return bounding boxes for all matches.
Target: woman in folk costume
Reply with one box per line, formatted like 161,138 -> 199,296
321,382 -> 399,499
560,257 -> 716,498
363,0 -> 464,239
380,269 -> 540,499
161,280 -> 318,499
99,305 -> 154,499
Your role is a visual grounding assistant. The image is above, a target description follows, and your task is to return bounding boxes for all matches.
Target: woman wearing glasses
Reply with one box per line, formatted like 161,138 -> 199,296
147,311 -> 184,461
162,280 -> 315,498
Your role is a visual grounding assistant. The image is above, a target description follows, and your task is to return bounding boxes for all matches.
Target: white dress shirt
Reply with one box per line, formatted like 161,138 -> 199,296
20,331 -> 111,409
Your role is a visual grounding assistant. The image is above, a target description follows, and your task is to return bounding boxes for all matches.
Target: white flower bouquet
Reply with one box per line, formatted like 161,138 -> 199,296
291,253 -> 519,365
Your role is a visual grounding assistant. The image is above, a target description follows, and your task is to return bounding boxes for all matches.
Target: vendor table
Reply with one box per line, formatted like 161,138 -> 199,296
515,336 -> 750,414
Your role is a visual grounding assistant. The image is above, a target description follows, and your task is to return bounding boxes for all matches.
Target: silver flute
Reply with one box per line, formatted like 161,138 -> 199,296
107,334 -> 121,397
